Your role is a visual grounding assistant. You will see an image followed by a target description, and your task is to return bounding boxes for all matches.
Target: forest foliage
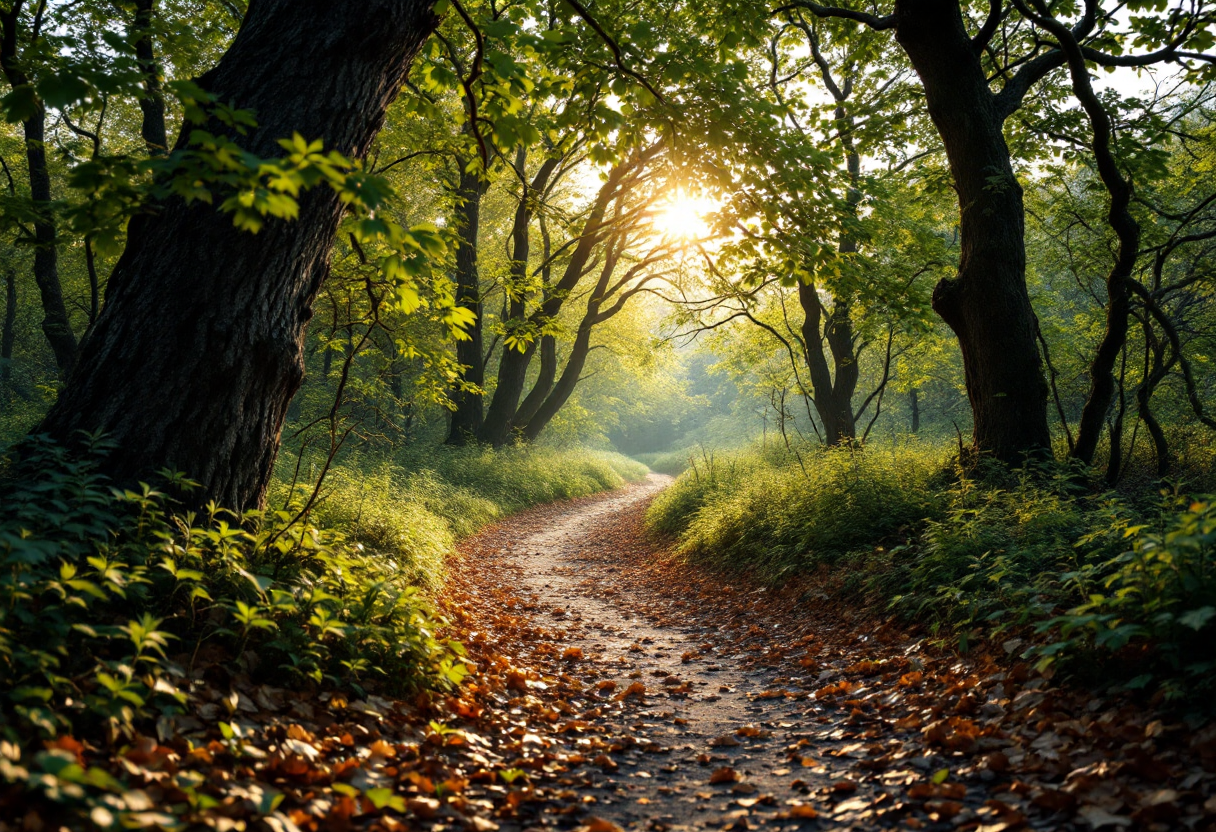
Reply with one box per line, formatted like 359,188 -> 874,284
0,0 -> 1215,824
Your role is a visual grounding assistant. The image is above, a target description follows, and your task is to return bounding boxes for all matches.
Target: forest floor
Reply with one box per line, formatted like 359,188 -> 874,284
36,476 -> 1214,832
425,475 -> 1215,832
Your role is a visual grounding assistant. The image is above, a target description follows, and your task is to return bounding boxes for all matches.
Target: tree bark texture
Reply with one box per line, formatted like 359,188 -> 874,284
894,0 -> 1051,463
37,0 -> 439,511
445,165 -> 487,445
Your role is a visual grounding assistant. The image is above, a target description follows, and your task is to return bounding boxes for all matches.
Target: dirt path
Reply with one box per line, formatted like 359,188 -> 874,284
476,475 -> 844,828
440,475 -> 1214,832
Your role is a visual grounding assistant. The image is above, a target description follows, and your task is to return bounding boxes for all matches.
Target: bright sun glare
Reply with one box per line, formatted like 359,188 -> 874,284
654,191 -> 714,241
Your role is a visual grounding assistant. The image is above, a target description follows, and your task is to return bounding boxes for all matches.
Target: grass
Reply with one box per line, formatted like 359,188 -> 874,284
647,442 -> 945,580
645,439 -> 1216,704
273,445 -> 649,587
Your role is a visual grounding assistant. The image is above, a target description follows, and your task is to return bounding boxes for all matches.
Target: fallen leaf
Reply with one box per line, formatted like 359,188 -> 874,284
710,767 -> 740,784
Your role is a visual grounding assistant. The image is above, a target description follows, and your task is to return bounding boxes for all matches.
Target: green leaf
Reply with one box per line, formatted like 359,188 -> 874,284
1179,606 -> 1216,631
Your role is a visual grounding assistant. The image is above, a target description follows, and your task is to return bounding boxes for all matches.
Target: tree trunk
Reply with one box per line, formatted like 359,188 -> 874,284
910,388 -> 920,433
477,156 -> 558,446
521,327 -> 589,442
1044,14 -> 1140,466
0,5 -> 79,379
894,0 -> 1051,463
131,0 -> 169,155
514,332 -> 556,427
798,280 -> 859,445
37,0 -> 438,511
20,109 -> 77,378
520,238 -> 628,442
445,165 -> 486,445
1,267 -> 15,394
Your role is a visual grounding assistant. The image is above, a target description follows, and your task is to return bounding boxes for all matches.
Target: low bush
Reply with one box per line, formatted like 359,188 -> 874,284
648,443 -> 944,579
1039,493 -> 1216,700
272,445 -> 648,588
647,442 -> 1216,703
0,435 -> 469,748
891,463 -> 1098,634
633,448 -> 696,476
411,444 -> 649,514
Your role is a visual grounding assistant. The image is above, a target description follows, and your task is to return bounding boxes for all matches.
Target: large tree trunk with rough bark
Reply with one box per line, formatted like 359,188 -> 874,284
894,0 -> 1051,463
36,0 -> 438,511
445,165 -> 487,445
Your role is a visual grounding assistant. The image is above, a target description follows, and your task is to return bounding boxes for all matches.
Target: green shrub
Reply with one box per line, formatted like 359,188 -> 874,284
1039,493 -> 1216,699
649,443 -> 944,580
0,436 -> 468,746
634,448 -> 696,476
269,445 -> 649,587
412,444 -> 648,513
893,464 -> 1094,631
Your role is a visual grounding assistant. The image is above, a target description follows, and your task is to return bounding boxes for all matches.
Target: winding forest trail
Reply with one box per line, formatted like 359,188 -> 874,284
459,474 -> 845,827
435,475 -> 1212,832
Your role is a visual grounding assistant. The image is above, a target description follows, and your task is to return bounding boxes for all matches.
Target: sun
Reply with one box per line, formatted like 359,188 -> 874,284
654,190 -> 714,241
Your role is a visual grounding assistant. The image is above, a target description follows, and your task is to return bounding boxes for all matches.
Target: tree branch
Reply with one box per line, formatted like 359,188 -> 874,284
771,0 -> 896,30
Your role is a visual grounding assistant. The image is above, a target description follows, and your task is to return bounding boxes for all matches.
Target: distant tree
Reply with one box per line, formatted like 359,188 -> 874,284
782,0 -> 1214,463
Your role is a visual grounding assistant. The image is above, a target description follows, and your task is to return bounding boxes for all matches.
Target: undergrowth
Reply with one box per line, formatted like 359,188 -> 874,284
0,438 -> 644,746
0,435 -> 470,749
647,441 -> 1216,704
273,446 -> 647,587
647,443 -> 943,579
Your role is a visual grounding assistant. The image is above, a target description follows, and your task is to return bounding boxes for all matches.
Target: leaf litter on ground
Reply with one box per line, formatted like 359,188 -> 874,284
5,478 -> 1214,832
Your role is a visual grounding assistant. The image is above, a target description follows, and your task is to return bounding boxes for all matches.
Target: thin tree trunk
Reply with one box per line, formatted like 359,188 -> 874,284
893,0 -> 1051,463
796,44 -> 862,446
37,0 -> 438,511
910,388 -> 920,434
445,165 -> 486,445
477,156 -> 559,446
0,5 -> 78,378
1,267 -> 15,394
131,0 -> 168,155
520,238 -> 628,441
21,109 -> 76,377
1036,9 -> 1140,465
798,279 -> 858,445
521,327 -> 590,441
514,332 -> 556,427
480,149 -> 650,446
